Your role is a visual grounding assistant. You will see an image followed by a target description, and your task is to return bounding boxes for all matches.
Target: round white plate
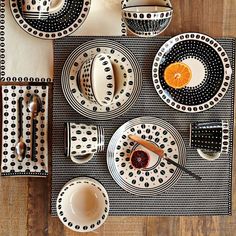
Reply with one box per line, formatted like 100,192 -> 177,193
107,116 -> 186,196
61,39 -> 142,120
56,177 -> 109,233
10,0 -> 91,39
152,32 -> 232,113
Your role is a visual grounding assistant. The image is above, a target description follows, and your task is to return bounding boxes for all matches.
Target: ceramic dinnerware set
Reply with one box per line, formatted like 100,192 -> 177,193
5,0 -> 233,233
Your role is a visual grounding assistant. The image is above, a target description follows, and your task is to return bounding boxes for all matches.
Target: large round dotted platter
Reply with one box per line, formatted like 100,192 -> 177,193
10,0 -> 91,39
61,39 -> 142,120
56,177 -> 109,233
152,33 -> 232,113
107,117 -> 186,196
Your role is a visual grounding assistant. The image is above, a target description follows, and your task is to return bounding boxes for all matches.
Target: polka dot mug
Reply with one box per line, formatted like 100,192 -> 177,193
190,120 -> 229,161
64,123 -> 104,164
21,0 -> 63,20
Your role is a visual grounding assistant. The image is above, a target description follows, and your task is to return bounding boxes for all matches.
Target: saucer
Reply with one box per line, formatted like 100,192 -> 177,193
61,39 -> 142,120
107,116 -> 186,196
57,177 -> 109,232
152,33 -> 232,113
10,0 -> 91,39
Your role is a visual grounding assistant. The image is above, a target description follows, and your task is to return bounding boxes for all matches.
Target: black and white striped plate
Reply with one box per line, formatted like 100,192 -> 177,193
10,0 -> 91,39
107,117 -> 186,196
61,39 -> 142,120
152,33 -> 232,113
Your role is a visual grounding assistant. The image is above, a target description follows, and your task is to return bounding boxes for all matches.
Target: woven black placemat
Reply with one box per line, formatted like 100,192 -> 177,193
51,36 -> 235,216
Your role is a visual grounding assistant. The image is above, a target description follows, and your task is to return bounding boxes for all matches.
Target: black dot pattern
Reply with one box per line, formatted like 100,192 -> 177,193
10,0 -> 91,39
153,33 -> 232,112
62,41 -> 141,120
190,120 -> 229,153
110,121 -> 183,191
66,123 -> 104,164
1,85 -> 49,176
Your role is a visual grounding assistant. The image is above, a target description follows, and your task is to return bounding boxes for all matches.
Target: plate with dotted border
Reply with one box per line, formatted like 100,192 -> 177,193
10,0 -> 91,39
56,177 -> 109,233
107,116 -> 186,196
152,32 -> 232,113
61,39 -> 142,120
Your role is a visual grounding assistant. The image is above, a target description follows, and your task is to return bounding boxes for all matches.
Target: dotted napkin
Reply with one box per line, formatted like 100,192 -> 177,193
1,83 -> 49,177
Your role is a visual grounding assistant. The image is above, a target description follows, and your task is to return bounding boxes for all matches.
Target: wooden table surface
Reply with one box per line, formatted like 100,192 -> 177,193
1,0 -> 236,235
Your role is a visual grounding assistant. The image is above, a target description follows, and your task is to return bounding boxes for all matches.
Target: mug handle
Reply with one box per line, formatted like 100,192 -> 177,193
197,149 -> 221,161
70,153 -> 94,164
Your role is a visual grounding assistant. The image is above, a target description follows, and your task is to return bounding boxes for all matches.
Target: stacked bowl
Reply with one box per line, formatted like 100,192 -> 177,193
78,53 -> 115,106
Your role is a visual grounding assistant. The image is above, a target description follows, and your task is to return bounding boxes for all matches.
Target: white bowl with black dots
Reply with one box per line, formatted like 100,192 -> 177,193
78,58 -> 97,104
152,32 -> 233,113
92,53 -> 115,106
122,5 -> 173,37
107,116 -> 186,196
56,177 -> 109,233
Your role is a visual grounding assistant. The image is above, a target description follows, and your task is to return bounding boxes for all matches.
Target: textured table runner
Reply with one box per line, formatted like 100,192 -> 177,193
51,36 -> 235,216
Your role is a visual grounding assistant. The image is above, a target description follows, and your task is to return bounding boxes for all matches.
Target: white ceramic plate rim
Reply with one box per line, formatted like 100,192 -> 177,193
107,116 -> 186,196
61,39 -> 142,120
10,0 -> 91,39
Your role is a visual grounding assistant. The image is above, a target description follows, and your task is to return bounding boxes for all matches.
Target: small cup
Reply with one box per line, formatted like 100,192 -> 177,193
22,0 -> 51,20
64,123 -> 104,164
190,120 -> 230,161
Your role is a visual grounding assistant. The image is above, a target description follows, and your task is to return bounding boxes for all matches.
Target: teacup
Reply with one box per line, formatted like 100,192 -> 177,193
64,123 -> 104,164
190,120 -> 230,161
22,0 -> 51,20
21,0 -> 64,20
78,53 -> 115,106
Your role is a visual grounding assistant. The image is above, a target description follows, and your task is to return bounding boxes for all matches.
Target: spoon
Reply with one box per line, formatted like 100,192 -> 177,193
128,134 -> 202,181
28,94 -> 42,162
15,97 -> 26,162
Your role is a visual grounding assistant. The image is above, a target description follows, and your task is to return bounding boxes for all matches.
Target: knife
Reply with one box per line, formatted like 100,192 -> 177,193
128,134 -> 202,181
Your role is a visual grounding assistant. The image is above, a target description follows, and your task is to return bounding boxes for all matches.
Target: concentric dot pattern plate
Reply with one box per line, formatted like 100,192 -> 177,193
56,177 -> 109,233
10,0 -> 91,39
107,117 -> 186,196
152,32 -> 232,113
61,39 -> 142,120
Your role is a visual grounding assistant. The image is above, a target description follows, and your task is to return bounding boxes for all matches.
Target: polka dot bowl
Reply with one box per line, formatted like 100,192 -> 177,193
78,53 -> 115,106
56,177 -> 109,233
122,5 -> 173,37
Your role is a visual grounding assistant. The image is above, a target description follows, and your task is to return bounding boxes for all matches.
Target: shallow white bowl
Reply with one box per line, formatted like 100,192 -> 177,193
56,177 -> 109,232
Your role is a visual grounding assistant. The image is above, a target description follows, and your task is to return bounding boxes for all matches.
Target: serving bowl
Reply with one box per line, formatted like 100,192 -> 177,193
56,177 -> 109,232
122,5 -> 173,37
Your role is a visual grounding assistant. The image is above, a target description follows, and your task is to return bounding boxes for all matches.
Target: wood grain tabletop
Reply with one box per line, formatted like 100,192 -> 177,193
1,0 -> 236,235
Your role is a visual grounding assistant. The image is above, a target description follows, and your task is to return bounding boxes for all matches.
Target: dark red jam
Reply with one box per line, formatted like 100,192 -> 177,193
130,150 -> 150,169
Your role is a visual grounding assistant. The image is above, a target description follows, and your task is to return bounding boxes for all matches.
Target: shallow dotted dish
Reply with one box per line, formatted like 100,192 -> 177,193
10,0 -> 91,39
61,39 -> 142,120
152,32 -> 232,113
56,177 -> 109,233
107,116 -> 186,196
